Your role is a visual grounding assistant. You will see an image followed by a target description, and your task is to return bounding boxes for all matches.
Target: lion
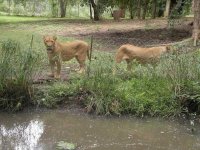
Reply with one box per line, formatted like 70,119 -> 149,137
115,44 -> 170,71
43,35 -> 90,79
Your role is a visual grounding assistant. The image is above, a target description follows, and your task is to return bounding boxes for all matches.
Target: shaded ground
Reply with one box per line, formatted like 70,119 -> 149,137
83,27 -> 192,51
55,19 -> 192,51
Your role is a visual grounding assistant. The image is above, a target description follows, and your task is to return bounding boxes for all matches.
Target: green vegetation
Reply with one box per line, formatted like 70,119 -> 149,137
0,38 -> 41,111
33,50 -> 200,117
0,16 -> 48,24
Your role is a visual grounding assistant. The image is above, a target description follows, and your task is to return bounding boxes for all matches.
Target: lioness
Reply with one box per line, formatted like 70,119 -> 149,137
43,35 -> 90,79
115,44 -> 170,71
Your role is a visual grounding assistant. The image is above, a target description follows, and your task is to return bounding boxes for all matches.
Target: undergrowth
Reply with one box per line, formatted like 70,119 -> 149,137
36,49 -> 200,117
0,39 -> 40,111
1,38 -> 200,117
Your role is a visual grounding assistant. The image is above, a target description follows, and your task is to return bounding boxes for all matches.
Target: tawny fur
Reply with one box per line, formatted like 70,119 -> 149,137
43,35 -> 89,79
115,44 -> 170,71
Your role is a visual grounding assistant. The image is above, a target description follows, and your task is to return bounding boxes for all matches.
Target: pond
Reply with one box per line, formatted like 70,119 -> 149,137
0,109 -> 200,150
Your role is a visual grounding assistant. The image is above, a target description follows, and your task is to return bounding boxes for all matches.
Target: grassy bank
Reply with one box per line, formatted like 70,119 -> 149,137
33,48 -> 200,117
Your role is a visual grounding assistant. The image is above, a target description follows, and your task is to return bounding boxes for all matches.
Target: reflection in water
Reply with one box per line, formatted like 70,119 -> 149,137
0,120 -> 44,150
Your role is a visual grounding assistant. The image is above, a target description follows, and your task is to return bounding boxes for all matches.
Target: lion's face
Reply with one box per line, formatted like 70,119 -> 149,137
43,36 -> 57,52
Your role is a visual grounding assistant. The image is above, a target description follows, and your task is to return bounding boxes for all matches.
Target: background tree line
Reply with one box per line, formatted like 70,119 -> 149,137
0,0 -> 193,20
1,0 -> 200,45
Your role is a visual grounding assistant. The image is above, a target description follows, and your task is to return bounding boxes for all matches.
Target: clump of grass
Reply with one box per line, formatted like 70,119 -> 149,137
78,52 -> 178,116
0,39 -> 40,111
33,79 -> 82,108
157,51 -> 200,113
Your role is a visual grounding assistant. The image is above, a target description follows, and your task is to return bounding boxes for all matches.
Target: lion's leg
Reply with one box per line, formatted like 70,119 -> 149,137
49,61 -> 55,77
75,54 -> 86,74
126,59 -> 132,71
55,60 -> 61,79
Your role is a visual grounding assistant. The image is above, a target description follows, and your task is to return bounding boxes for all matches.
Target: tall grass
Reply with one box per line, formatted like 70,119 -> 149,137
157,51 -> 200,113
68,52 -> 177,116
77,50 -> 200,116
0,39 -> 40,111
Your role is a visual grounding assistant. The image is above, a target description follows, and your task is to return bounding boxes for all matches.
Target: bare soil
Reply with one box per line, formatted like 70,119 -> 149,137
55,19 -> 193,51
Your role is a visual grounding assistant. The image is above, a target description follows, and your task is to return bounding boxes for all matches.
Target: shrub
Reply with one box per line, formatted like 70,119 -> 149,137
0,39 -> 40,111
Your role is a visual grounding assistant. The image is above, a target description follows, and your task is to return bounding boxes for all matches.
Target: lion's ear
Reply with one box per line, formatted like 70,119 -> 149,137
53,36 -> 57,41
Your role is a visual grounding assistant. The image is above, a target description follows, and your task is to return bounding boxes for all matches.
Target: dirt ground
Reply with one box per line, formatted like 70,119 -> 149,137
55,19 -> 193,51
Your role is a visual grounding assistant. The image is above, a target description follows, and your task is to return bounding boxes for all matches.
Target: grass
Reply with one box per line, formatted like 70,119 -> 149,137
33,48 -> 200,117
0,15 -> 49,24
0,38 -> 42,111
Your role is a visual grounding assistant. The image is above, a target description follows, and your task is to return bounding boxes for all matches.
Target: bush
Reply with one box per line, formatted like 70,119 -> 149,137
0,39 -> 40,111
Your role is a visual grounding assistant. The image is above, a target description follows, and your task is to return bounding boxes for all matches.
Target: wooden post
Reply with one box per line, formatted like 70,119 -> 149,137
87,36 -> 93,77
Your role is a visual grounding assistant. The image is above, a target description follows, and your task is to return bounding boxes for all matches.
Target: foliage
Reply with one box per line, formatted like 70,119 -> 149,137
34,78 -> 82,108
0,39 -> 40,111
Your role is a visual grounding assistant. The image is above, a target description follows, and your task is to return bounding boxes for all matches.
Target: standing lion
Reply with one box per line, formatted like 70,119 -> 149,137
43,35 -> 90,79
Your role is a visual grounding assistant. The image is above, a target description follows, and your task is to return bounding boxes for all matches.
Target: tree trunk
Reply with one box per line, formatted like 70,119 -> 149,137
129,3 -> 134,19
152,0 -> 157,19
164,0 -> 171,17
32,1 -> 36,16
59,0 -> 67,18
137,0 -> 141,19
8,0 -> 11,15
90,0 -> 100,21
142,0 -> 149,19
77,2 -> 79,17
89,2 -> 93,20
193,0 -> 200,46
129,0 -> 136,19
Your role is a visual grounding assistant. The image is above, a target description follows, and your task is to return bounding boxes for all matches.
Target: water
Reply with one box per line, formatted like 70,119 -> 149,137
0,109 -> 200,150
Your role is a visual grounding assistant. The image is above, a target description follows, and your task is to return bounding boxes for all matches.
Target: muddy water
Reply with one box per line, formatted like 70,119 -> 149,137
0,110 -> 200,150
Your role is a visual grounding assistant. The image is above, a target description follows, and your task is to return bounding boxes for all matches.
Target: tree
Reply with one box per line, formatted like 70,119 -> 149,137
164,0 -> 171,17
137,0 -> 142,19
152,0 -> 157,19
90,0 -> 100,21
82,0 -> 114,21
128,0 -> 136,19
59,0 -> 67,18
142,0 -> 149,19
49,0 -> 58,17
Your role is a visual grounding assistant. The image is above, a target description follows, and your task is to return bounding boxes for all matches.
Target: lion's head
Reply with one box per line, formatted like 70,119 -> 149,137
43,35 -> 57,52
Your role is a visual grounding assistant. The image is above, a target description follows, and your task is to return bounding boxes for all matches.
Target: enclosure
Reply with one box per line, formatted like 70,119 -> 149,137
1,0 -> 200,149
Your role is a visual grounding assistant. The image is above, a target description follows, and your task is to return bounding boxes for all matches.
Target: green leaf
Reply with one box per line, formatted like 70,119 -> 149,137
56,141 -> 76,150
